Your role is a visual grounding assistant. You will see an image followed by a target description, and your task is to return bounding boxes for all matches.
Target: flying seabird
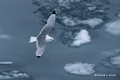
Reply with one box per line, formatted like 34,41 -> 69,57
29,11 -> 56,58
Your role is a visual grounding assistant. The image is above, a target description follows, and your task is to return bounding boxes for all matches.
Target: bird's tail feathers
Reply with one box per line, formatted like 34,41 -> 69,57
29,36 -> 37,43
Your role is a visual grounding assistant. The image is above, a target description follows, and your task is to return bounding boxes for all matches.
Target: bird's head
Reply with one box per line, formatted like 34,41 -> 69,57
46,36 -> 56,42
49,37 -> 56,42
51,37 -> 56,41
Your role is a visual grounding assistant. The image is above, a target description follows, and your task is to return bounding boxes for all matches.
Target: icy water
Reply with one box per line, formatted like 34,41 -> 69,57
0,0 -> 120,80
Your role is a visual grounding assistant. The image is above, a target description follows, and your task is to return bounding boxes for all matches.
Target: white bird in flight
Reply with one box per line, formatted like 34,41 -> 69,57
29,11 -> 56,58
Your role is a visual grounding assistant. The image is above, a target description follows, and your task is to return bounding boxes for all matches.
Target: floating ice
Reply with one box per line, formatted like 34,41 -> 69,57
110,55 -> 120,67
71,29 -> 91,46
0,70 -> 32,80
33,0 -> 108,28
101,50 -> 120,69
64,62 -> 96,75
81,18 -> 103,28
0,61 -> 12,65
62,17 -> 76,27
0,34 -> 12,40
105,20 -> 120,36
102,49 -> 120,55
115,10 -> 120,18
116,13 -> 120,17
58,0 -> 81,7
61,17 -> 103,28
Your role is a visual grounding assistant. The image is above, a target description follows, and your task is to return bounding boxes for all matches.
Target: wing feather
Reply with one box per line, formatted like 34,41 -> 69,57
35,13 -> 56,57
37,14 -> 55,40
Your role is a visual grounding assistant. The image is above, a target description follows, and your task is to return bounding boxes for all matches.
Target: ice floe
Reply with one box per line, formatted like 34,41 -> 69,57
64,62 -> 96,75
33,0 -> 108,28
101,50 -> 120,69
71,29 -> 91,46
105,20 -> 120,36
110,55 -> 120,67
0,61 -> 12,65
81,18 -> 103,28
0,70 -> 32,80
0,34 -> 12,40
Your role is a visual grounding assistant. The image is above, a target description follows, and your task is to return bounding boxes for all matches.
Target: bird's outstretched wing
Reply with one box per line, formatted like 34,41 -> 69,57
35,11 -> 56,57
36,36 -> 46,57
37,11 -> 56,40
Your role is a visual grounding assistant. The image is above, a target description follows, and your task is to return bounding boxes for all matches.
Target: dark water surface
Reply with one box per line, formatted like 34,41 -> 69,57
0,0 -> 120,80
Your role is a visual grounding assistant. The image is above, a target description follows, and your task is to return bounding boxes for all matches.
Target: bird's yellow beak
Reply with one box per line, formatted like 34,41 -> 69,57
53,39 -> 56,41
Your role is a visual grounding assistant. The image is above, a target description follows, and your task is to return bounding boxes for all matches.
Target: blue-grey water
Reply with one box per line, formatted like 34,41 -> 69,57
0,0 -> 120,80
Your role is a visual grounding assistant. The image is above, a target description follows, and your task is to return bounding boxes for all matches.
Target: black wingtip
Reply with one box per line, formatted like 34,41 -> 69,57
37,56 -> 41,58
52,11 -> 56,14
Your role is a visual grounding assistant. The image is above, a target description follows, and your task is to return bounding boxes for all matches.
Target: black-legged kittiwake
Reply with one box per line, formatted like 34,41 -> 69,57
29,11 -> 56,58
